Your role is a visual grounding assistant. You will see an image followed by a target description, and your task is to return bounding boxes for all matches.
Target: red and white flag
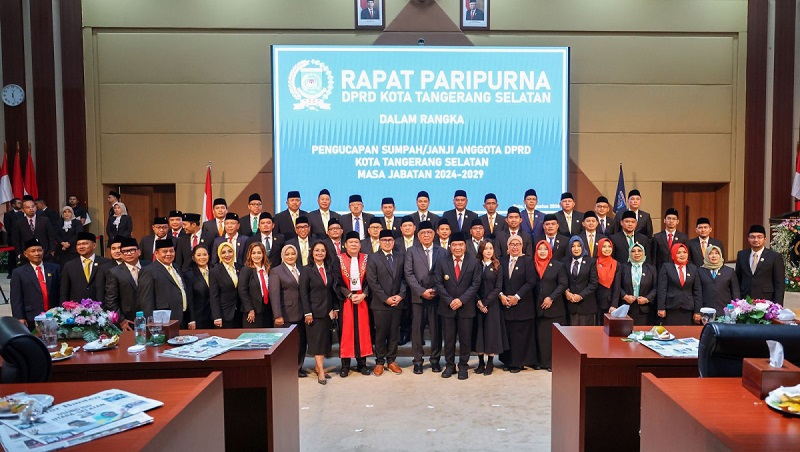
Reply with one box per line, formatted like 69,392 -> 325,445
793,144 -> 800,211
202,163 -> 213,222
12,149 -> 23,199
23,145 -> 38,199
0,145 -> 13,204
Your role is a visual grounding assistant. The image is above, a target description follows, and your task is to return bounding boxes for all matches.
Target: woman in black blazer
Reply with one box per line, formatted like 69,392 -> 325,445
239,242 -> 274,328
106,202 -> 133,244
183,245 -> 213,329
56,206 -> 84,265
534,240 -> 568,371
209,241 -> 242,328
300,241 -> 340,384
269,244 -> 308,377
562,236 -> 599,326
657,243 -> 702,326
498,234 -> 537,372
698,244 -> 740,316
594,238 -> 622,325
473,241 -> 507,376
613,242 -> 657,326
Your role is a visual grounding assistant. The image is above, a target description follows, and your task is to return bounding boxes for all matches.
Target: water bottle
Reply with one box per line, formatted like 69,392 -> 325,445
134,311 -> 147,345
724,303 -> 735,323
42,313 -> 58,350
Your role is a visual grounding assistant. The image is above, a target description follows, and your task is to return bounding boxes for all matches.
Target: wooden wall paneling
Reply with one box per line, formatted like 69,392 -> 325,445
59,0 -> 88,206
743,0 -> 768,244
0,0 -> 28,167
29,0 -> 58,206
769,0 -> 796,216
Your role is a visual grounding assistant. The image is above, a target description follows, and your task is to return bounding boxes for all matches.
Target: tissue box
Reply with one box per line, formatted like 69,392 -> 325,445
603,313 -> 633,337
742,358 -> 800,399
164,320 -> 180,339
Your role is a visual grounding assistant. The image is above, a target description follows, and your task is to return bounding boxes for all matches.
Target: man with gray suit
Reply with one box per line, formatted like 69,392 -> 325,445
307,189 -> 341,239
404,221 -> 446,374
137,239 -> 188,325
104,237 -> 149,330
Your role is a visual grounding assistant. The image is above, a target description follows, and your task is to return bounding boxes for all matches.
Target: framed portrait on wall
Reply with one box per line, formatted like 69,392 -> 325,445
460,0 -> 489,31
355,0 -> 385,30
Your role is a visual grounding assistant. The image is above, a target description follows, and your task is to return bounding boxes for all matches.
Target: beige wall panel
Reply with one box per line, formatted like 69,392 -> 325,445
100,134 -> 271,185
571,84 -> 732,133
570,133 -> 731,182
96,32 -> 377,84
469,35 -> 735,85
175,182 -> 252,215
98,84 -> 271,134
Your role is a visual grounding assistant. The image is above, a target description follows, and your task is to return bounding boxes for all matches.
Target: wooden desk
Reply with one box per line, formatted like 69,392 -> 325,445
641,373 -> 800,451
8,327 -> 298,452
551,325 -> 702,452
0,372 -> 224,451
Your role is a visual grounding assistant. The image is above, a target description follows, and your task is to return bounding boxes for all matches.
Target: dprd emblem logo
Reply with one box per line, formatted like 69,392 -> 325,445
289,59 -> 334,111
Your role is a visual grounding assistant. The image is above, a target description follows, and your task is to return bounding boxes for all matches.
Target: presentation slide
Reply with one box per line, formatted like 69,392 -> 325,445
272,45 -> 569,215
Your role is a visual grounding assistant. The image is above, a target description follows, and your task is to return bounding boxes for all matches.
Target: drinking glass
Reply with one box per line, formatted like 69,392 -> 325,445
147,316 -> 164,346
699,307 -> 717,325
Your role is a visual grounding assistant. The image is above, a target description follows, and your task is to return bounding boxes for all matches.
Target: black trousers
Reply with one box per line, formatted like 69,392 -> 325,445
373,308 -> 401,364
411,301 -> 442,364
441,313 -> 473,369
400,303 -> 412,338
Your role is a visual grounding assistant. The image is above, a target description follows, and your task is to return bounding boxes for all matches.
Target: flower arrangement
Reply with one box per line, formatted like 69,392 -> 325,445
770,219 -> 800,292
46,299 -> 121,342
730,297 -> 783,324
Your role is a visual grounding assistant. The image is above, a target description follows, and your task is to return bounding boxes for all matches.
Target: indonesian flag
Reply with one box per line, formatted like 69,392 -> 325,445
202,163 -> 213,222
793,144 -> 800,211
0,147 -> 13,204
11,149 -> 23,199
24,147 -> 38,199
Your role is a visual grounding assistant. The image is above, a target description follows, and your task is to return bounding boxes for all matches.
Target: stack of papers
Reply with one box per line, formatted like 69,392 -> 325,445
0,389 -> 162,451
159,336 -> 250,361
638,337 -> 700,358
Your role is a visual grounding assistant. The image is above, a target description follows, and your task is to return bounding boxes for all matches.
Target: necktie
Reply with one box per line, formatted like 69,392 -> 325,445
454,258 -> 461,280
458,212 -> 463,230
335,241 -> 340,252
489,216 -> 494,234
549,237 -> 554,248
370,9 -> 373,18
627,235 -> 634,248
566,214 -> 572,234
471,10 -> 475,19
264,236 -> 271,254
372,241 -> 378,253
572,259 -> 579,277
387,253 -> 394,272
701,240 -> 707,257
511,231 -> 516,236
167,266 -> 187,311
529,212 -> 535,229
678,265 -> 685,286
292,266 -> 299,282
509,257 -> 516,275
252,217 -> 258,234
425,248 -> 432,270
83,259 -> 92,282
300,241 -> 308,266
712,269 -> 717,280
386,218 -> 392,230
36,266 -> 49,310
131,266 -> 139,285
600,218 -> 605,233
318,266 -> 327,286
217,220 -> 223,236
192,234 -> 198,249
202,268 -> 209,286
226,265 -> 238,288
667,232 -> 673,250
291,211 -> 297,226
260,268 -> 270,304
322,211 -> 329,230
229,235 -> 234,244
751,253 -> 758,273
29,218 -> 35,232
588,234 -> 594,256
173,231 -> 179,238
354,217 -> 361,238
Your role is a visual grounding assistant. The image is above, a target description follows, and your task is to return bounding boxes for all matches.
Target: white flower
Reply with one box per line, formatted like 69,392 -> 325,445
755,302 -> 771,311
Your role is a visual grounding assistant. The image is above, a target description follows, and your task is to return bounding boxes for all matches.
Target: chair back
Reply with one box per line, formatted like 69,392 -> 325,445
698,322 -> 800,377
0,317 -> 52,383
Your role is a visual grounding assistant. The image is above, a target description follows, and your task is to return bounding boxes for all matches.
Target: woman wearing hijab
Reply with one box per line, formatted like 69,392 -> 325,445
269,244 -> 309,378
657,243 -> 702,325
56,205 -> 83,265
473,241 -> 507,376
498,234 -> 537,373
209,241 -> 242,328
184,245 -> 213,329
612,242 -> 657,325
239,242 -> 273,328
594,238 -> 621,325
106,201 -> 132,243
563,236 -> 598,326
300,241 -> 339,384
534,240 -> 568,371
698,245 -> 740,316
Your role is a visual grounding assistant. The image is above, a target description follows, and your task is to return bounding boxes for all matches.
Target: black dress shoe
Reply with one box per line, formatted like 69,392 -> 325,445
298,369 -> 308,378
509,367 -> 521,374
398,334 -> 410,346
532,365 -> 542,370
485,361 -> 494,376
431,362 -> 442,373
413,363 -> 423,374
475,364 -> 485,374
457,367 -> 468,380
441,366 -> 455,378
546,367 -> 552,372
360,366 -> 371,376
339,368 -> 350,378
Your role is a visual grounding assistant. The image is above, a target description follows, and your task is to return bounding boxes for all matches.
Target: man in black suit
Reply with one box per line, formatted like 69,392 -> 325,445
272,191 -> 307,241
479,193 -> 506,239
167,210 -> 185,239
245,212 -> 285,268
651,208 -> 689,270
174,213 -> 208,273
610,210 -> 651,264
137,239 -> 188,324
404,221 -> 446,374
688,217 -> 725,267
12,196 -> 56,262
201,197 -> 228,243
378,197 -> 402,238
520,189 -> 545,240
10,239 -> 61,329
577,211 -> 606,258
341,194 -> 374,240
239,193 -> 263,237
3,197 -> 23,277
35,197 -> 60,228
360,217 -> 383,255
360,0 -> 379,19
139,217 -> 172,262
534,213 -> 569,260
496,207 -> 533,257
735,225 -> 785,305
622,189 -> 654,238
107,235 -> 124,265
594,196 -> 617,237
366,230 -> 407,376
466,218 -> 490,259
465,0 -> 484,21
319,217 -> 345,259
434,232 -> 481,380
410,191 -> 439,226
397,215 -> 420,252
555,192 -> 583,237
307,189 -> 341,239
59,231 -> 114,304
435,219 -> 452,250
442,189 -> 478,234
211,213 -> 248,267
104,237 -> 149,330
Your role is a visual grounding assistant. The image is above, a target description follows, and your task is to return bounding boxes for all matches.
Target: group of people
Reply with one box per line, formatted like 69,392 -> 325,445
8,187 -> 786,384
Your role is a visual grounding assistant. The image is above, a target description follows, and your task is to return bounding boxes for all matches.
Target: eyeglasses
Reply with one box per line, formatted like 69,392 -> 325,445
121,248 -> 138,254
